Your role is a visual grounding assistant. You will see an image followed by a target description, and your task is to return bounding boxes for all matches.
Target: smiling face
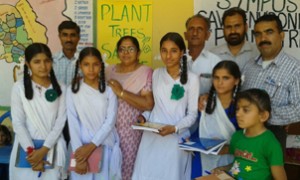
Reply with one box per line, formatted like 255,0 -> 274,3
223,14 -> 247,46
254,20 -> 284,60
117,38 -> 140,66
160,40 -> 184,69
27,53 -> 52,80
213,68 -> 239,96
80,55 -> 102,82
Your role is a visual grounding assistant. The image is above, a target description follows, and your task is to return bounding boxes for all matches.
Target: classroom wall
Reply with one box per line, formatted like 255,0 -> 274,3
152,0 -> 194,68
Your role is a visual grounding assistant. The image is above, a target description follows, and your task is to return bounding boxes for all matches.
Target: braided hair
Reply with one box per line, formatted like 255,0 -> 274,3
205,60 -> 241,118
24,43 -> 62,100
160,32 -> 188,85
71,47 -> 105,93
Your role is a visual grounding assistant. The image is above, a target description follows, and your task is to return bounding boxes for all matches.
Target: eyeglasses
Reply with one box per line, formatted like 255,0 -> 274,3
118,46 -> 137,54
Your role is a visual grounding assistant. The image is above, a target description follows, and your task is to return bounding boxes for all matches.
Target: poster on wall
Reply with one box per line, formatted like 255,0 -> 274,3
194,0 -> 300,57
0,0 -> 93,108
95,0 -> 152,66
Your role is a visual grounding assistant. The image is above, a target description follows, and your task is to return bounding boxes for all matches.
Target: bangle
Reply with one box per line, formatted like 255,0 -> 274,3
174,126 -> 178,134
120,90 -> 124,97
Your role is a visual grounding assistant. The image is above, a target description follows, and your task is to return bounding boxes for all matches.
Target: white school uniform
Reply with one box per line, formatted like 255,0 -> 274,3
10,80 -> 67,180
132,68 -> 199,180
66,81 -> 121,180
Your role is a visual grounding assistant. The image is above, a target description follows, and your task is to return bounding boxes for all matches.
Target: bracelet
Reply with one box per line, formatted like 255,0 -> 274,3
120,90 -> 124,97
174,126 -> 178,134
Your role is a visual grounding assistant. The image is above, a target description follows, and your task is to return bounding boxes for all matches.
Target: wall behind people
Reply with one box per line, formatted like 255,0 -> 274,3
194,0 -> 300,56
0,0 -> 193,108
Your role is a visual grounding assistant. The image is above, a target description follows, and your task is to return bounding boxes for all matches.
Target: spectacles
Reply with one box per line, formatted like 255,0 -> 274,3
118,47 -> 137,53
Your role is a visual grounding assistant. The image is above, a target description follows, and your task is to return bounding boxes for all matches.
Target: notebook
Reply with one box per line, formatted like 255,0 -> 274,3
15,139 -> 54,169
69,146 -> 103,173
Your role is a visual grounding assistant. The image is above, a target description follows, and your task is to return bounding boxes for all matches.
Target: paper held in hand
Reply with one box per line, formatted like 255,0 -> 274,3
179,138 -> 227,155
131,122 -> 167,133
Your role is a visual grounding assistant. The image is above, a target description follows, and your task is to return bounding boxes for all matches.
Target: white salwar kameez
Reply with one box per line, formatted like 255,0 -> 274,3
10,80 -> 67,180
66,82 -> 121,180
132,68 -> 199,180
199,97 -> 236,174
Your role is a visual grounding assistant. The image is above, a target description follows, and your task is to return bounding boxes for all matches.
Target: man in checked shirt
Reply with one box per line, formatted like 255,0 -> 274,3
242,13 -> 300,153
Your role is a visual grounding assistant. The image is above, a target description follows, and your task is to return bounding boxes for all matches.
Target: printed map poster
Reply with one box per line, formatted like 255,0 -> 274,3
0,0 -> 93,108
194,0 -> 300,57
95,0 -> 152,66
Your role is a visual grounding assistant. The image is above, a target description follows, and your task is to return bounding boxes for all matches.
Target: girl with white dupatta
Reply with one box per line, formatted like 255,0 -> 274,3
195,61 -> 242,176
132,32 -> 199,180
10,43 -> 67,180
67,47 -> 121,180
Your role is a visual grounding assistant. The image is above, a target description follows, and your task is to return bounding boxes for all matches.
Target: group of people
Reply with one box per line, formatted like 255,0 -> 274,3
6,6 -> 300,180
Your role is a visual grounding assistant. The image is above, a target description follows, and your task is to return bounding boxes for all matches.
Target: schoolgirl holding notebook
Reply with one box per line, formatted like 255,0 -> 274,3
67,47 -> 121,180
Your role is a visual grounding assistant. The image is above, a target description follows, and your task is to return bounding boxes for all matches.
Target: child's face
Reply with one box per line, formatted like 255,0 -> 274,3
236,99 -> 266,129
27,53 -> 52,79
0,131 -> 7,146
80,55 -> 101,82
213,68 -> 239,96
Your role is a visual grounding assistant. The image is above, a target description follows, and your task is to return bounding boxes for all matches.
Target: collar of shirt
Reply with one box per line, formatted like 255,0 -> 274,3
53,50 -> 79,62
255,49 -> 285,67
218,41 -> 254,56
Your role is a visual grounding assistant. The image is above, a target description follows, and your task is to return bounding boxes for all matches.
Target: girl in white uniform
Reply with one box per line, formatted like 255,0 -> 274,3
10,43 -> 67,180
67,47 -> 121,180
132,32 -> 199,180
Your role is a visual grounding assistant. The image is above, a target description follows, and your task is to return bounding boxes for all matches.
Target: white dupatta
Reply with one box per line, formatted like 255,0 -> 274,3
19,86 -> 66,167
199,97 -> 236,174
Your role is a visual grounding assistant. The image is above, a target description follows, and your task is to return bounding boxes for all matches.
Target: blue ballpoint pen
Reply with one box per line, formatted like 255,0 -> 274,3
205,170 -> 211,175
38,171 -> 42,178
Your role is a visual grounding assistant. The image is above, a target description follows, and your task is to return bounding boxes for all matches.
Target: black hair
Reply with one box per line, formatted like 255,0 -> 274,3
206,61 -> 241,118
116,35 -> 141,52
186,14 -> 211,30
255,13 -> 283,32
0,125 -> 12,145
71,47 -> 105,93
160,32 -> 187,85
222,7 -> 247,25
58,20 -> 80,34
236,88 -> 271,118
24,43 -> 62,100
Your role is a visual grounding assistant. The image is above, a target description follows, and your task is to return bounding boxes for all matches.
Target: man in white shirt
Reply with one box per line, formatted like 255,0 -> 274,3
184,14 -> 221,179
211,7 -> 258,71
184,14 -> 221,95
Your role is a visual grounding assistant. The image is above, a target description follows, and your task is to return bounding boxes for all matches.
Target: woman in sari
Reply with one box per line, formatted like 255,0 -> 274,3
106,35 -> 154,180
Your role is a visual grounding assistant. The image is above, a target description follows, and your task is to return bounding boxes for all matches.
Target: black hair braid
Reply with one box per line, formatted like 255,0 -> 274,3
23,64 -> 33,100
228,81 -> 242,118
71,60 -> 80,93
49,68 -> 62,97
205,86 -> 217,114
99,61 -> 106,93
180,55 -> 188,85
